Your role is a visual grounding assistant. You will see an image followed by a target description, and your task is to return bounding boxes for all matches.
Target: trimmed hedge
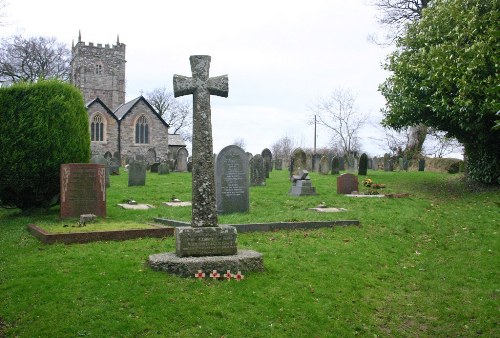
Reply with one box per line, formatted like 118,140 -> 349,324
0,80 -> 90,209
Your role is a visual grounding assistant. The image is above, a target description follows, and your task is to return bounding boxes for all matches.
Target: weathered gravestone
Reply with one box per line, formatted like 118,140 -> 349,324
337,173 -> 359,194
261,148 -> 272,175
399,158 -> 404,171
90,155 -> 110,187
216,145 -> 249,214
331,156 -> 340,175
274,159 -> 283,170
109,157 -> 120,175
187,161 -> 193,172
319,156 -> 329,174
339,157 -> 345,171
158,162 -> 169,175
372,156 -> 379,171
150,162 -> 160,173
175,148 -> 189,172
128,160 -> 146,186
290,169 -> 317,196
290,148 -> 307,176
312,154 -> 322,173
250,154 -> 266,186
60,163 -> 106,218
358,153 -> 368,176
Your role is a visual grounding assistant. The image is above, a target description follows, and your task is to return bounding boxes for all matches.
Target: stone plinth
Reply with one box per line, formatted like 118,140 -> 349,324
290,179 -> 317,196
148,249 -> 264,278
175,225 -> 237,257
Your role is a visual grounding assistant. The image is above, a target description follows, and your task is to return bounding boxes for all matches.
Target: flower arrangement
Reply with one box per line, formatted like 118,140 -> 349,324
362,178 -> 386,189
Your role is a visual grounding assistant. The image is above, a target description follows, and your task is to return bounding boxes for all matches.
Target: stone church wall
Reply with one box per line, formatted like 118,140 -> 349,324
120,101 -> 169,162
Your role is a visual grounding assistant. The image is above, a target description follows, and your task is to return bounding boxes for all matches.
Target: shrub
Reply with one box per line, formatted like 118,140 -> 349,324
0,80 -> 90,209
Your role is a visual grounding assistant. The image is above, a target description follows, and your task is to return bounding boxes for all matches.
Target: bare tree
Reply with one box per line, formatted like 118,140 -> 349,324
271,135 -> 295,162
370,0 -> 432,158
144,87 -> 192,141
0,35 -> 70,84
309,88 -> 367,158
424,130 -> 463,158
232,137 -> 246,150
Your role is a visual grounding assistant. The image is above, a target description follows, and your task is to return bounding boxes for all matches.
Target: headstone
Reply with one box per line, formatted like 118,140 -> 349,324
150,162 -> 160,173
109,157 -> 120,175
128,160 -> 146,186
319,156 -> 329,174
331,156 -> 340,175
339,157 -> 345,171
312,154 -> 322,173
135,154 -> 145,161
250,154 -> 266,186
290,169 -> 317,196
403,158 -> 409,171
358,153 -> 368,176
290,148 -> 307,176
261,148 -> 272,174
418,159 -> 425,171
383,154 -> 391,171
90,155 -> 110,187
60,163 -> 106,218
158,162 -> 169,175
146,149 -> 156,165
187,161 -> 193,172
372,156 -> 378,171
274,159 -> 283,170
367,158 -> 373,170
215,145 -> 249,214
175,148 -> 189,172
104,151 -> 112,160
399,158 -> 404,171
337,173 -> 359,195
264,161 -> 270,178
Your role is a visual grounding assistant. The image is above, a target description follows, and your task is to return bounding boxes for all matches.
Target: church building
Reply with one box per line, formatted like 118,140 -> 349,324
70,33 -> 171,164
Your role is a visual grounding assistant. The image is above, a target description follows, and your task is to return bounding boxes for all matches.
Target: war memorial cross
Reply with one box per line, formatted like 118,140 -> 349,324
173,55 -> 228,227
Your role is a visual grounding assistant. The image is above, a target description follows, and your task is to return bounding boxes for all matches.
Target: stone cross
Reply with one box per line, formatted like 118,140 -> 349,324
173,55 -> 228,227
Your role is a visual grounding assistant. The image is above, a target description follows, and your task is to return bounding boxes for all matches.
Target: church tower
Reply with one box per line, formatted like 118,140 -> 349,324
70,32 -> 126,111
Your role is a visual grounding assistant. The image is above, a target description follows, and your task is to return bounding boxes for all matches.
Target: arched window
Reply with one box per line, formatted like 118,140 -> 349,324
135,115 -> 149,144
91,114 -> 104,142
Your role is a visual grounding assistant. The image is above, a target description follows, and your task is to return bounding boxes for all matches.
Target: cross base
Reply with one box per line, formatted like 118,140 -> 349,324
175,225 -> 237,257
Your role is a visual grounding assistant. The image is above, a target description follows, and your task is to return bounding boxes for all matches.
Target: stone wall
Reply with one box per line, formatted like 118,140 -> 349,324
120,100 -> 169,162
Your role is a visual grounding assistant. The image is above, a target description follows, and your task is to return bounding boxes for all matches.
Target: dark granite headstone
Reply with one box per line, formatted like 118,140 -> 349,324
418,159 -> 425,171
336,173 -> 359,194
215,145 -> 249,214
150,162 -> 160,173
128,160 -> 146,186
261,148 -> 272,174
331,156 -> 340,175
60,163 -> 106,218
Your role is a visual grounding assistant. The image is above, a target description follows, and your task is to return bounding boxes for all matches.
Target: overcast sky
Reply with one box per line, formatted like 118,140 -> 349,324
4,0 -> 395,156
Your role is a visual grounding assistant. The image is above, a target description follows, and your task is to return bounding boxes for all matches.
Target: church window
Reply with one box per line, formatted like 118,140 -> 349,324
91,114 -> 104,142
95,63 -> 102,75
135,115 -> 149,144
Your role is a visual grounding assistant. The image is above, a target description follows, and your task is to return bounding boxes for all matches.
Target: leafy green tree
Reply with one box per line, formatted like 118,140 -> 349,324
380,0 -> 499,184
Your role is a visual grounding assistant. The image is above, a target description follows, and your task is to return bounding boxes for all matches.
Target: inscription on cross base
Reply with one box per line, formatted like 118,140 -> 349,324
173,55 -> 228,227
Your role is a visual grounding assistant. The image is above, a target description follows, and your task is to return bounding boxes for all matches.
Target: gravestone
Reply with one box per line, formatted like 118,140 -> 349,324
246,152 -> 253,163
331,156 -> 340,175
274,158 -> 283,170
215,145 -> 249,214
312,154 -> 322,173
418,159 -> 426,171
339,157 -> 345,171
261,148 -> 272,174
367,158 -> 373,170
128,160 -> 146,186
372,156 -> 378,171
337,173 -> 359,195
146,149 -> 156,165
358,153 -> 368,176
150,162 -> 160,173
187,161 -> 193,172
403,158 -> 409,171
250,154 -> 266,186
90,155 -> 110,187
399,158 -> 404,171
109,157 -> 120,175
290,169 -> 317,196
290,148 -> 307,176
175,148 -> 189,172
319,156 -> 329,174
158,162 -> 169,175
383,154 -> 391,171
60,163 -> 106,218
135,154 -> 145,161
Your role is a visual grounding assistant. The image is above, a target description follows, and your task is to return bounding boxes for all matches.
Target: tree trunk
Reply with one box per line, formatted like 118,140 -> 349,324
405,124 -> 428,159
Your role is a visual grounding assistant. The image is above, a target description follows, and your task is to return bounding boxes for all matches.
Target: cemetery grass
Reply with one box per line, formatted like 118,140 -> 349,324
0,170 -> 498,337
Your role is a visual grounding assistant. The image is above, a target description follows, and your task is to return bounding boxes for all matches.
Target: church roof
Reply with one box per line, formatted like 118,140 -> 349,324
86,97 -> 119,121
113,96 -> 169,128
168,134 -> 186,146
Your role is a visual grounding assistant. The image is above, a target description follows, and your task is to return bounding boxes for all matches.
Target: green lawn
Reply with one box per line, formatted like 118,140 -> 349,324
0,169 -> 498,337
